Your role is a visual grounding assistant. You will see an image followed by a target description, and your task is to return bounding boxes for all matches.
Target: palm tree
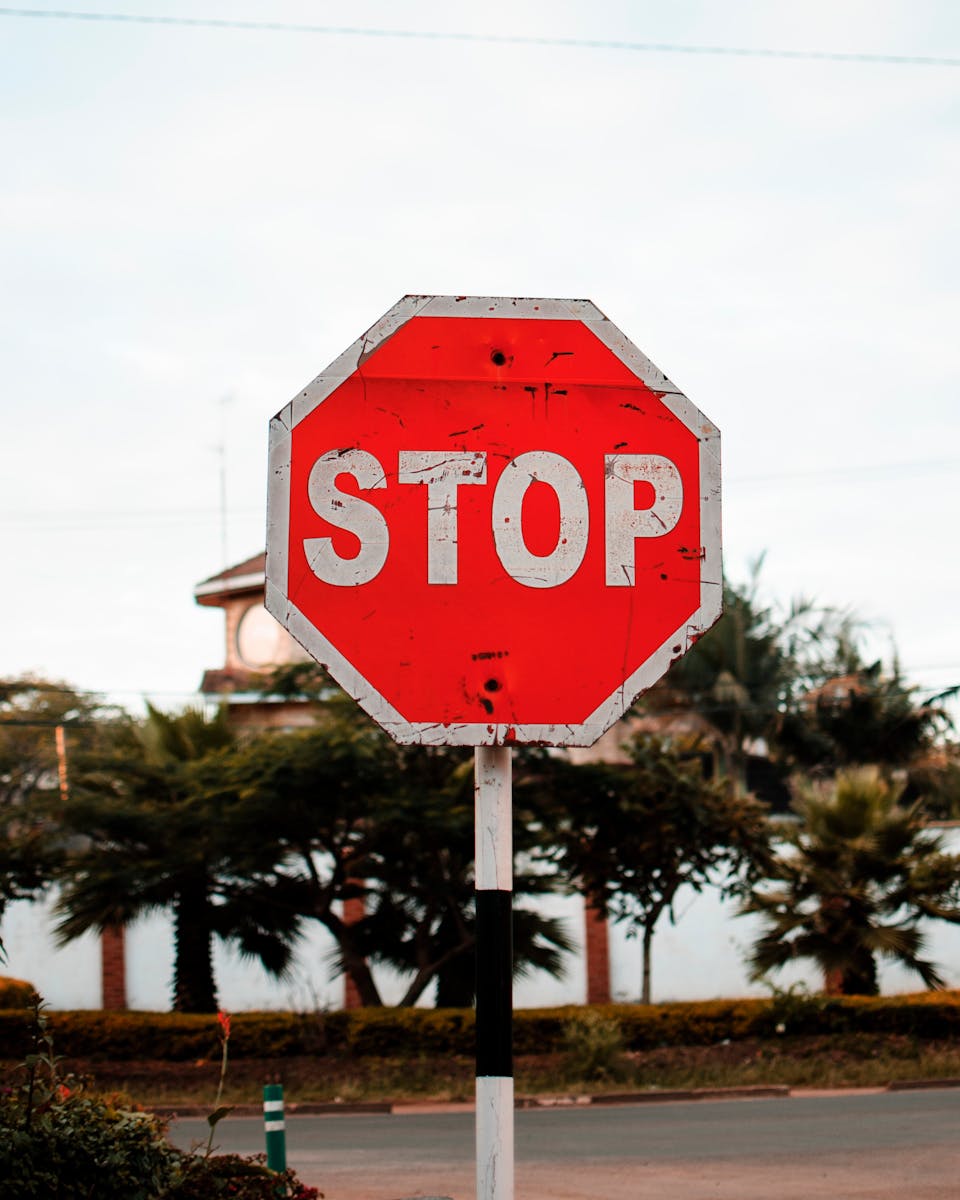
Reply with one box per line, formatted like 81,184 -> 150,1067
657,564 -> 861,789
221,722 -> 575,1007
363,746 -> 574,1007
55,704 -> 300,1012
0,677 -> 120,923
775,660 -> 951,780
743,768 -> 960,995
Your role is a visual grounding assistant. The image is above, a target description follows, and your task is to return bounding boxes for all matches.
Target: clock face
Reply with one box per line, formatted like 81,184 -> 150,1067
236,603 -> 286,669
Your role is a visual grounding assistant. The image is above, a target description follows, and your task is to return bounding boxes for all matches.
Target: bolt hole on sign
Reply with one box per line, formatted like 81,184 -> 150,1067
266,296 -> 721,747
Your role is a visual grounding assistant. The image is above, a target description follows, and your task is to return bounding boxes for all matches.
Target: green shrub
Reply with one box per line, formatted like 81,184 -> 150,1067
561,1010 -> 628,1081
0,1095 -> 178,1200
0,997 -> 322,1200
4,991 -> 960,1064
0,1093 -> 321,1200
0,975 -> 34,1010
345,1006 -> 475,1056
0,1009 -> 346,1062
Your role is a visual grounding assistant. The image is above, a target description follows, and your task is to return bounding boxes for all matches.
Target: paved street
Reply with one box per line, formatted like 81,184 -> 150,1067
170,1087 -> 960,1199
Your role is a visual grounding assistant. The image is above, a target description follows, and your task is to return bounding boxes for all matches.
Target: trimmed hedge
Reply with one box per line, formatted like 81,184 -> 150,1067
0,1009 -> 346,1062
2,992 -> 960,1062
0,976 -> 35,1010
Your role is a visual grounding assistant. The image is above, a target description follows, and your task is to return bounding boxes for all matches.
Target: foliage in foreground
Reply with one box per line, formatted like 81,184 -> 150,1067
0,997 -> 320,1200
0,1095 -> 320,1200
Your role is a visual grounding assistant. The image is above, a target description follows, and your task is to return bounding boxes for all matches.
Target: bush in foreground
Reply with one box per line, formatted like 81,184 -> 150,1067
0,996 -> 321,1200
0,1094 -> 319,1200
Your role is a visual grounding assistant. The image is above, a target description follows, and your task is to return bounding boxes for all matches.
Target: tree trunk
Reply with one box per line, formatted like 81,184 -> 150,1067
840,950 -> 879,996
435,953 -> 475,1007
172,880 -> 217,1013
337,935 -> 383,1007
641,923 -> 654,1006
640,904 -> 669,1005
343,957 -> 382,1006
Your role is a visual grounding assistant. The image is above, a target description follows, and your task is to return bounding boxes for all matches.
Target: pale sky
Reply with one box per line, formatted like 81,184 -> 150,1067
2,1 -> 958,721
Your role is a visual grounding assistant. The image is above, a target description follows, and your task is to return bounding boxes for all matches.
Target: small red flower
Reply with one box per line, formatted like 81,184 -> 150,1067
56,1084 -> 71,1102
217,1010 -> 231,1039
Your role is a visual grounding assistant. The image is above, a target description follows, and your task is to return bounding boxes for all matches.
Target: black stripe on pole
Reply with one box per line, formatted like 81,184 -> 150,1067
476,888 -> 513,1078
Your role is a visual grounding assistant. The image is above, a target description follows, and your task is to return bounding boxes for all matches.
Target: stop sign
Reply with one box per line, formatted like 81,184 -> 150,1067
266,295 -> 721,747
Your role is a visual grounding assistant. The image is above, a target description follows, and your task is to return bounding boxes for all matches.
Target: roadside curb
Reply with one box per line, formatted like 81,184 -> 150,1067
154,1100 -> 392,1118
517,1084 -> 789,1108
157,1078 -> 960,1119
157,1084 -> 788,1118
887,1076 -> 960,1092
585,1085 -> 790,1105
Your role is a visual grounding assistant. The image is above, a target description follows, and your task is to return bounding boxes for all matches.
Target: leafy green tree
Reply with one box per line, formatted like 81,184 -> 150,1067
0,678 -> 118,926
743,768 -> 960,995
905,743 -> 960,821
775,661 -> 951,780
212,714 -> 390,1006
55,704 -> 300,1012
365,744 -> 573,1006
543,736 -> 770,1003
218,719 -> 573,1007
654,563 -> 860,787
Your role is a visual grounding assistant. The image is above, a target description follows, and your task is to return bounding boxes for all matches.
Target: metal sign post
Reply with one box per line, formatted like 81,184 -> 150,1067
264,293 -> 723,1200
475,745 -> 514,1200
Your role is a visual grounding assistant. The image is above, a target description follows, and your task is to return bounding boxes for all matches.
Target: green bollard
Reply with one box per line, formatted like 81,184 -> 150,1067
263,1083 -> 286,1172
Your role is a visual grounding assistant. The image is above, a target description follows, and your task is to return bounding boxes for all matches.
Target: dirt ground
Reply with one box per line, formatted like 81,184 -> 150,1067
315,1151 -> 960,1200
20,1031 -> 960,1108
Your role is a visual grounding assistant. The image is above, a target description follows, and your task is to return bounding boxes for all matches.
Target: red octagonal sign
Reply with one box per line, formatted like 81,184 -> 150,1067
266,296 -> 721,746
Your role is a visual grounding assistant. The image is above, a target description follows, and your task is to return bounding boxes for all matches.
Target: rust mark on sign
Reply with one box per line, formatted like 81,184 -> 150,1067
266,294 -> 722,749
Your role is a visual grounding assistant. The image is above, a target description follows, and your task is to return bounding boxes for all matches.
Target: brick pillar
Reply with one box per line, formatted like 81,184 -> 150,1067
101,923 -> 127,1010
584,898 -> 611,1005
343,894 -> 365,1010
824,968 -> 844,995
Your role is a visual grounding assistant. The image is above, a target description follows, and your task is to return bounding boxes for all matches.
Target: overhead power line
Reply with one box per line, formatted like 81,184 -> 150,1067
0,455 -> 956,530
0,7 -> 957,68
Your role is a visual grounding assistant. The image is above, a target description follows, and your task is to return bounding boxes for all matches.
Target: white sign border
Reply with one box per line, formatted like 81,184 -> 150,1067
266,295 -> 722,747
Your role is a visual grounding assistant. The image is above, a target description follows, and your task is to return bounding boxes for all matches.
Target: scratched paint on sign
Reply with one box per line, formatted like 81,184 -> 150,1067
267,296 -> 721,747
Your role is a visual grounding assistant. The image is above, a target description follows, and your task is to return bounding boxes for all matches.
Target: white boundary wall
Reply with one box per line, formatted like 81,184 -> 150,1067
5,831 -> 960,1010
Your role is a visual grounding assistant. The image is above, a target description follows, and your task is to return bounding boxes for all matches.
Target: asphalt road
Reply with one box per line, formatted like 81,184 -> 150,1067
170,1088 -> 960,1199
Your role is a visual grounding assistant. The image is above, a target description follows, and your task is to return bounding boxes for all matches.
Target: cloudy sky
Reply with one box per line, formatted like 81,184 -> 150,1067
2,1 -> 958,719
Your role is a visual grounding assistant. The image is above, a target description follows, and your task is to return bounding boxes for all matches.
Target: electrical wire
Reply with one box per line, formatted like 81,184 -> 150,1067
0,7 -> 957,68
0,456 -> 955,529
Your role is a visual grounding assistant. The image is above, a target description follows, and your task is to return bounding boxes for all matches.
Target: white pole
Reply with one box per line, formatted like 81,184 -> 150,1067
475,745 -> 514,1200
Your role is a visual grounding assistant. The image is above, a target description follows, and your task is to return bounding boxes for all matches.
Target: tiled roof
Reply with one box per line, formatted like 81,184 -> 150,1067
196,551 -> 266,588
